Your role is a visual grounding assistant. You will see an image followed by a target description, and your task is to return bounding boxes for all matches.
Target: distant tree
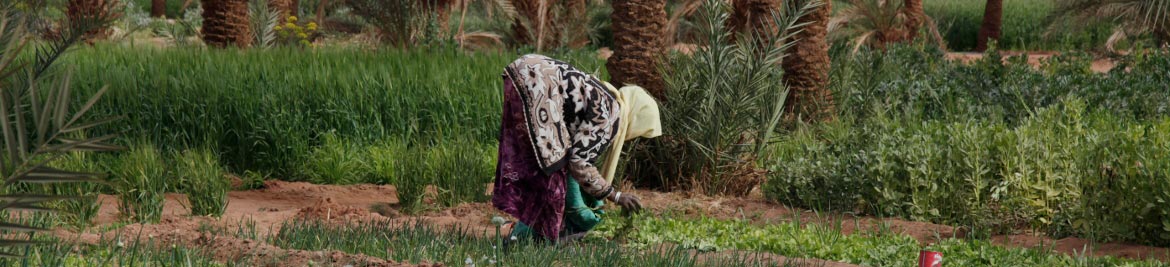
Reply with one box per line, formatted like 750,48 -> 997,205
976,0 -> 1002,51
152,0 -> 167,17
1053,0 -> 1170,48
902,0 -> 924,41
68,0 -> 119,42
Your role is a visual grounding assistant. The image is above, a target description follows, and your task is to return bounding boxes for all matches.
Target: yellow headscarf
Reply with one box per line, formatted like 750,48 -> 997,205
600,82 -> 663,184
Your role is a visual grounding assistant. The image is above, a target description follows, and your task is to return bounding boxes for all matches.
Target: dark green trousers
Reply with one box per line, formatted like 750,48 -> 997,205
509,176 -> 605,240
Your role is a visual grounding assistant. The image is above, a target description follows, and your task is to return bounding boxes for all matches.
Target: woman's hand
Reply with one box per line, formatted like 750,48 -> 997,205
613,191 -> 643,212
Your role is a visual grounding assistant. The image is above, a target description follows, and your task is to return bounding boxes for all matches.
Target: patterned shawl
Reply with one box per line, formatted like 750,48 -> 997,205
502,54 -> 618,174
494,54 -> 619,239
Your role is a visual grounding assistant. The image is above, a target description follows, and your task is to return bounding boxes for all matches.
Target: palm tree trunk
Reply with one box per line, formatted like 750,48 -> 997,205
1156,29 -> 1170,49
152,0 -> 167,17
510,0 -> 561,49
976,0 -> 1002,52
564,0 -> 590,48
268,0 -> 293,20
607,0 -> 668,100
902,0 -> 924,41
782,0 -> 832,122
202,0 -> 253,48
727,0 -> 777,40
422,0 -> 454,34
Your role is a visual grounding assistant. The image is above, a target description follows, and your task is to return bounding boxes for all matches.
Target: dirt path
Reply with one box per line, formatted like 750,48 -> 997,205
944,51 -> 1118,73
56,181 -> 1168,266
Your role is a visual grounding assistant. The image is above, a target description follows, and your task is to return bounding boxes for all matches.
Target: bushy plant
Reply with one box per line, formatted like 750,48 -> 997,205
431,138 -> 493,206
45,151 -> 108,228
113,143 -> 169,223
627,0 -> 818,195
366,140 -> 407,185
176,148 -> 229,217
764,98 -> 1170,245
302,132 -> 370,185
274,15 -> 318,47
394,148 -> 429,213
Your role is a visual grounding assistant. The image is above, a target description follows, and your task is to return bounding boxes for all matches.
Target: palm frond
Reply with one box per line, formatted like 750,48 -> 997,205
0,4 -> 119,252
250,0 -> 281,48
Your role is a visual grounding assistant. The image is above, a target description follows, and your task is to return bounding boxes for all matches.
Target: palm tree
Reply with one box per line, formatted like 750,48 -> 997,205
1053,0 -> 1170,48
607,0 -> 668,99
202,0 -> 253,48
828,0 -> 905,53
728,0 -> 779,37
268,0 -> 296,19
902,0 -> 924,41
67,0 -> 118,42
563,0 -> 590,47
976,0 -> 1002,51
510,0 -> 561,49
782,0 -> 833,122
828,0 -> 946,53
152,0 -> 167,17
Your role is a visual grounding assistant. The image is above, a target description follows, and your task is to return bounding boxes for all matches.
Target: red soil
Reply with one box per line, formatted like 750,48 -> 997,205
54,180 -> 1169,266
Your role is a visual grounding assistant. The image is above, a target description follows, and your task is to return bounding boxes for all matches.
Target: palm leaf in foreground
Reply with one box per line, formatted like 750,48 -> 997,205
0,4 -> 119,254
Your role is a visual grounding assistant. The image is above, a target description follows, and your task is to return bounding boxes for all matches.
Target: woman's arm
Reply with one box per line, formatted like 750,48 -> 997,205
567,159 -> 616,201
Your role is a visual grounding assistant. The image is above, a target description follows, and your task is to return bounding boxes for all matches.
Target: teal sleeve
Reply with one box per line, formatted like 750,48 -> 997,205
564,176 -> 604,232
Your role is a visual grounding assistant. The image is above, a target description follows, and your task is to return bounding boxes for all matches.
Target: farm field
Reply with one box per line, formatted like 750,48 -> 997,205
4,0 -> 1170,266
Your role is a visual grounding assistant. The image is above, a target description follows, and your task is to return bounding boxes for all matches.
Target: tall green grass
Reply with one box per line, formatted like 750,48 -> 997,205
176,148 -> 230,217
62,45 -> 604,179
113,143 -> 170,223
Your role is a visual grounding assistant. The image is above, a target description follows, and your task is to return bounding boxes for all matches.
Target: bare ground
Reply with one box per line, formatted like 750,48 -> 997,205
54,180 -> 1169,266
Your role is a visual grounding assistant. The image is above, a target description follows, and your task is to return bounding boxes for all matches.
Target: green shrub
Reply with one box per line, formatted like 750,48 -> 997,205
431,139 -> 493,206
395,148 -> 430,213
629,0 -> 815,195
176,148 -> 230,217
366,140 -> 408,185
113,143 -> 170,223
593,215 -> 1168,267
302,132 -> 370,185
45,151 -> 109,228
764,98 -> 1170,246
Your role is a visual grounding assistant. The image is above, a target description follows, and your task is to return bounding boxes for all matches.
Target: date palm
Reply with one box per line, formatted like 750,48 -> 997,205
202,0 -> 253,47
783,0 -> 833,122
152,0 -> 167,17
1053,0 -> 1170,49
977,0 -> 1002,51
607,0 -> 668,99
0,5 -> 120,256
828,0 -> 945,53
67,0 -> 120,42
902,0 -> 923,41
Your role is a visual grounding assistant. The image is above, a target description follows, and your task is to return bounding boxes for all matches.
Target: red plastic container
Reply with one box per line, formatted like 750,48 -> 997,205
918,250 -> 942,267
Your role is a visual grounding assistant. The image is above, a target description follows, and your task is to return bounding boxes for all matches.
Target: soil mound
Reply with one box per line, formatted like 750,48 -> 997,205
296,197 -> 373,221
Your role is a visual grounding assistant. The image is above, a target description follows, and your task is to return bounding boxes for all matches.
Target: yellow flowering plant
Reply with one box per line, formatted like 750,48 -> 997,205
274,16 -> 319,47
